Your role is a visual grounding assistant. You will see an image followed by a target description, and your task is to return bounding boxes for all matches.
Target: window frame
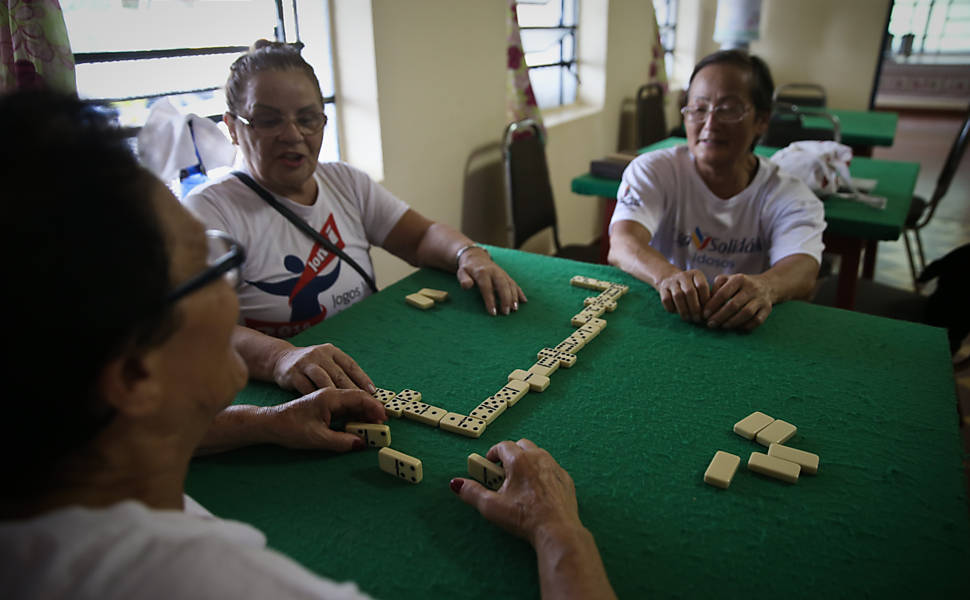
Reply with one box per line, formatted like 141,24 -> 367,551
69,0 -> 337,132
517,0 -> 580,109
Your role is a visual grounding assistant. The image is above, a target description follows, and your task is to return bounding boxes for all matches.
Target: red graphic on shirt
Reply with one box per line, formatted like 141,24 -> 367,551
290,213 -> 345,302
245,314 -> 327,338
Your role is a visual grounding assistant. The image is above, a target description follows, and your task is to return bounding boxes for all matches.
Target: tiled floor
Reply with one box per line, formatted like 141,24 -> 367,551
870,112 -> 970,292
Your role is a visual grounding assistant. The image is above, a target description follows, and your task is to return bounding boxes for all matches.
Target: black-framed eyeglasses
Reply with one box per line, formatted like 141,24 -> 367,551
680,102 -> 751,124
233,111 -> 328,137
165,230 -> 245,304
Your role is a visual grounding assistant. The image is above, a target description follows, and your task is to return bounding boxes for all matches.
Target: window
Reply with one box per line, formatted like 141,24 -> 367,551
516,0 -> 578,109
889,0 -> 970,57
654,0 -> 677,80
62,0 -> 339,162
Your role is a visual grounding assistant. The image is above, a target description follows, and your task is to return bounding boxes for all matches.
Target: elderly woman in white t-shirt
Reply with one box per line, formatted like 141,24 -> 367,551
609,50 -> 825,331
0,90 -> 615,600
181,41 -> 528,446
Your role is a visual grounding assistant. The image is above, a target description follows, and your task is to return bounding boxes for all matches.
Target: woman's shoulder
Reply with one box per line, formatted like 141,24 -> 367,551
626,145 -> 687,179
0,501 -> 370,599
183,169 -> 251,209
316,160 -> 374,185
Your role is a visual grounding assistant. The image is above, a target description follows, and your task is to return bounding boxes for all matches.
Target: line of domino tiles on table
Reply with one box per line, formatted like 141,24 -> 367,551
375,276 -> 630,441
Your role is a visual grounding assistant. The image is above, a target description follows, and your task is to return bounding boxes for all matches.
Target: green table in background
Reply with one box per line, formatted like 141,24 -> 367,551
187,248 -> 967,599
572,137 -> 918,310
808,108 -> 899,150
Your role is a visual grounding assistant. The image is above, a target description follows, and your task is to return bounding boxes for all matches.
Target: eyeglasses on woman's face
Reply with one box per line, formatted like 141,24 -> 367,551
680,102 -> 751,124
165,230 -> 245,305
233,111 -> 327,137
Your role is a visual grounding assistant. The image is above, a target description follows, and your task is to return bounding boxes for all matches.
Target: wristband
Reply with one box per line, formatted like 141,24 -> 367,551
455,243 -> 488,268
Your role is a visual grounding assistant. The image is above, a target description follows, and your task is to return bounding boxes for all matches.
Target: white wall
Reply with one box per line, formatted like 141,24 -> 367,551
750,0 -> 890,110
331,0 -> 658,287
329,0 -> 890,288
675,0 -> 889,111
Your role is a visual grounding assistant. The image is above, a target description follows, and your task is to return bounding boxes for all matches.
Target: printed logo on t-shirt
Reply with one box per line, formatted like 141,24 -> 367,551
677,226 -> 764,255
617,182 -> 641,207
244,213 -> 346,337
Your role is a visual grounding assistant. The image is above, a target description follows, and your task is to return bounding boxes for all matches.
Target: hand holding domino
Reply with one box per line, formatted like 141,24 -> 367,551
450,439 -> 580,542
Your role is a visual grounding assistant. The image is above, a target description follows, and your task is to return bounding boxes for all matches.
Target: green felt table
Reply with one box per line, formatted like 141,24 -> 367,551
186,248 -> 968,599
804,108 -> 899,148
571,137 -> 916,241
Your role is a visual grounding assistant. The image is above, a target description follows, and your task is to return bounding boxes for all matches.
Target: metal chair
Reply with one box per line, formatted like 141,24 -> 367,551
635,82 -> 668,148
761,102 -> 841,148
904,109 -> 970,291
502,119 -> 601,263
773,83 -> 827,107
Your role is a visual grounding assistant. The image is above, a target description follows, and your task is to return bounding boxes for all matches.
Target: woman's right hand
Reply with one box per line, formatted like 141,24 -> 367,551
656,268 -> 711,323
449,439 -> 580,543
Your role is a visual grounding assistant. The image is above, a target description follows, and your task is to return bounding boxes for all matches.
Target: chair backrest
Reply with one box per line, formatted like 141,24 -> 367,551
773,83 -> 827,107
635,82 -> 667,148
502,119 -> 561,250
761,102 -> 841,148
920,108 -> 970,227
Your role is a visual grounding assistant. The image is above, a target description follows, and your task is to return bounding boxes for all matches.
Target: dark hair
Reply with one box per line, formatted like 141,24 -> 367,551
225,40 -> 323,115
688,49 -> 775,116
0,90 -> 178,501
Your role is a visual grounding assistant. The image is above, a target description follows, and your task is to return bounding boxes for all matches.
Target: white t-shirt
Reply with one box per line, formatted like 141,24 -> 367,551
0,497 -> 374,600
184,162 -> 409,338
610,145 -> 825,282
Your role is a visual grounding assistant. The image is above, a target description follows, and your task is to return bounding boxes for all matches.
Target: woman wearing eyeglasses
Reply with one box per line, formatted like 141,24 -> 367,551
0,90 -> 615,600
608,50 -> 824,331
183,41 -> 526,404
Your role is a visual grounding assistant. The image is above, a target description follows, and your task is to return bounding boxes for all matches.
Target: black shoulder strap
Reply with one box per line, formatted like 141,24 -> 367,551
232,171 -> 378,293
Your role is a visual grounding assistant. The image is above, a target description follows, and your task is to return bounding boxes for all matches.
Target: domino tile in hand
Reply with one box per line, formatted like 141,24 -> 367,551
768,443 -> 819,475
345,422 -> 391,448
469,400 -> 506,425
467,453 -> 506,490
405,293 -> 435,310
703,451 -> 741,489
508,369 -> 550,392
755,420 -> 797,447
402,402 -> 448,427
417,288 -> 449,302
439,413 -> 487,438
733,411 -> 775,440
747,452 -> 800,484
378,447 -> 423,483
538,348 -> 577,368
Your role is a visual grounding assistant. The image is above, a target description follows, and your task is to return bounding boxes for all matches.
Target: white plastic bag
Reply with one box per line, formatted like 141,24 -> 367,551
769,140 -> 887,209
136,98 -> 237,188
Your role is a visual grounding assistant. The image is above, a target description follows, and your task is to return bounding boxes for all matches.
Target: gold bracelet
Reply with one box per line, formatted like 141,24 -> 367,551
455,243 -> 488,268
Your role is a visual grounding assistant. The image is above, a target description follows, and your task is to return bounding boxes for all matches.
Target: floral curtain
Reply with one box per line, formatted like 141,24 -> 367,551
506,0 -> 544,135
1,0 -> 76,93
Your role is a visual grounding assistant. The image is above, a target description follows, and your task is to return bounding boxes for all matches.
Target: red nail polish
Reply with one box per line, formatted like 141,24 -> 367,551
449,478 -> 464,494
352,437 -> 364,450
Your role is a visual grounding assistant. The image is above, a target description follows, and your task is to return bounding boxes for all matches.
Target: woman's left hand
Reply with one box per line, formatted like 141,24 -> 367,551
703,273 -> 773,331
456,248 -> 528,316
273,343 -> 377,395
